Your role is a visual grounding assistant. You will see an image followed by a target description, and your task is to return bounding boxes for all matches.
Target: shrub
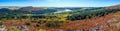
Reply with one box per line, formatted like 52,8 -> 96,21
25,22 -> 31,26
45,21 -> 60,28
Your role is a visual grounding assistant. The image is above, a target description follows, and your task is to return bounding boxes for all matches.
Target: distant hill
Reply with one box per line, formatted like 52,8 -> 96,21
106,4 -> 120,10
0,6 -> 103,14
0,6 -> 57,14
0,6 -> 46,11
0,6 -> 21,10
18,6 -> 45,12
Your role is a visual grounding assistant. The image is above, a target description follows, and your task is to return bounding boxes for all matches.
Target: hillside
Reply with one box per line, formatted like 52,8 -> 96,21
106,4 -> 120,10
0,5 -> 120,31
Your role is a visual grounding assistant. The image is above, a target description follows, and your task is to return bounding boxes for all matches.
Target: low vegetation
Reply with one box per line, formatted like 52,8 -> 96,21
0,7 -> 120,31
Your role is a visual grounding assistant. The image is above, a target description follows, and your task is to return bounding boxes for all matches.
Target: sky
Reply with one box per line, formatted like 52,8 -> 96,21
0,0 -> 120,7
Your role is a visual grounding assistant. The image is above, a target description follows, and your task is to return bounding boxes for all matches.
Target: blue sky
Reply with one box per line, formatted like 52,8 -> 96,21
0,0 -> 120,7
